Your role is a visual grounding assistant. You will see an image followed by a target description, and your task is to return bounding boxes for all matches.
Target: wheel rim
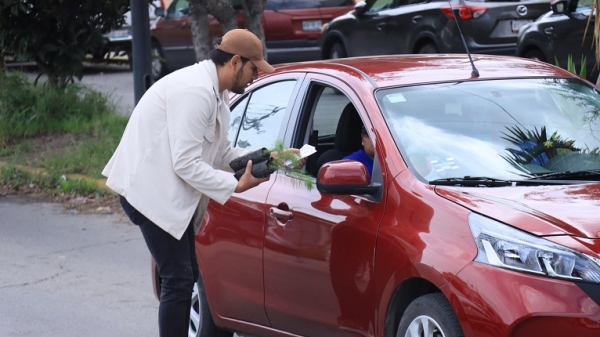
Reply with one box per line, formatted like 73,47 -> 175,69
188,282 -> 203,337
404,315 -> 445,337
331,50 -> 339,59
151,48 -> 163,79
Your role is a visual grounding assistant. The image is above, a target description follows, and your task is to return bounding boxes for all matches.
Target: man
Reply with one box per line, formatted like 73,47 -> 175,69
102,29 -> 297,336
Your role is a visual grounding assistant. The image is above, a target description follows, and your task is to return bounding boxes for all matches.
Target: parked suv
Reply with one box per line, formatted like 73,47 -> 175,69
320,0 -> 550,59
150,0 -> 355,80
517,0 -> 596,81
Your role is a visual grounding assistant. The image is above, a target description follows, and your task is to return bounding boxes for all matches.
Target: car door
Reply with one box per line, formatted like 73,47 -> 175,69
196,75 -> 304,325
152,0 -> 196,70
346,0 -> 400,56
263,75 -> 387,336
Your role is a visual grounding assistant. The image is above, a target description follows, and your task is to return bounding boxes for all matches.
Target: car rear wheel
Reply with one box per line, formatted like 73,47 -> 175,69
329,42 -> 347,59
396,293 -> 464,337
189,276 -> 233,337
151,42 -> 168,82
417,43 -> 438,54
523,48 -> 546,63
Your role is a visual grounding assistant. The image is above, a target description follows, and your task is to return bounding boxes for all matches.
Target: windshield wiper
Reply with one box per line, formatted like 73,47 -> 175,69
528,169 -> 600,180
429,176 -> 515,187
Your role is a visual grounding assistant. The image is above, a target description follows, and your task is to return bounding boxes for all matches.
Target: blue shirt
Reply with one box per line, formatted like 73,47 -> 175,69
343,149 -> 373,177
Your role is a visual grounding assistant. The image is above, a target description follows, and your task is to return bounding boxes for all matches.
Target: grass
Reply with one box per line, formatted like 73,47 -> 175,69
0,69 -> 128,193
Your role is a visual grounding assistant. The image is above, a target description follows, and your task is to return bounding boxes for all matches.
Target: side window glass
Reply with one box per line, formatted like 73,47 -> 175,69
235,80 -> 297,150
228,95 -> 249,145
266,0 -> 321,10
368,0 -> 394,12
168,0 -> 189,17
313,87 -> 350,136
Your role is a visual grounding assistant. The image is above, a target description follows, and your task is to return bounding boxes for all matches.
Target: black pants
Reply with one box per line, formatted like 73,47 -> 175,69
119,195 -> 199,337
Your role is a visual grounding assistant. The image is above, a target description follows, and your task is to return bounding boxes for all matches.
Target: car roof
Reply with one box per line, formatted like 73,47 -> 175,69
269,54 -> 577,88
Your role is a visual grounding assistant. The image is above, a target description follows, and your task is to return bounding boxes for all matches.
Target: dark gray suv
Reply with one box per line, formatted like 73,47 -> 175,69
320,0 -> 550,59
517,0 -> 596,81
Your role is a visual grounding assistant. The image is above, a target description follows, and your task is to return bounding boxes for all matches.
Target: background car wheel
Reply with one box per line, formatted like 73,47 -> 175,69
397,293 -> 464,337
329,42 -> 347,59
417,43 -> 438,54
189,276 -> 233,337
151,42 -> 168,82
523,49 -> 546,63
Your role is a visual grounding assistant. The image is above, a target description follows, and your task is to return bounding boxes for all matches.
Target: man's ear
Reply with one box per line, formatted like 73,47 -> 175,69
230,55 -> 243,71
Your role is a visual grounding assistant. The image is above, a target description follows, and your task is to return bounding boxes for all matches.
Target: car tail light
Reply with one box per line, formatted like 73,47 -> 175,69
441,6 -> 487,20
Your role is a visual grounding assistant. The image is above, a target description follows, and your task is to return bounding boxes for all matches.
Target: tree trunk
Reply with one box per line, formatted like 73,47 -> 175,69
189,0 -> 212,62
242,0 -> 267,60
208,0 -> 238,33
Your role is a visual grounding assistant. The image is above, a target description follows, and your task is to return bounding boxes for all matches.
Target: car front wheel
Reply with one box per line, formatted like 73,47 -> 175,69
523,48 -> 546,63
151,42 -> 168,82
396,293 -> 464,337
329,42 -> 347,59
188,277 -> 233,337
417,43 -> 438,54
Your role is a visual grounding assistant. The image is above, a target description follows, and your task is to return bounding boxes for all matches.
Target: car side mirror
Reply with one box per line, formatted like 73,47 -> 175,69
154,7 -> 165,17
354,1 -> 368,16
551,0 -> 569,14
317,160 -> 380,195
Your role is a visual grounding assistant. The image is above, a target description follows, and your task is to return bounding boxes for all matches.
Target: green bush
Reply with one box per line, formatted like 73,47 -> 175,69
0,70 -> 118,142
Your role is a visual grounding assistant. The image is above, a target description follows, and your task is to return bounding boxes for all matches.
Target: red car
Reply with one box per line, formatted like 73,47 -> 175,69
150,0 -> 355,80
152,54 -> 600,337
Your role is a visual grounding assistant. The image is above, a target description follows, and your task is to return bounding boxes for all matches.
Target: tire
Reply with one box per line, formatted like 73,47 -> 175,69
417,43 -> 438,54
523,48 -> 546,63
397,293 -> 464,337
151,42 -> 168,82
188,276 -> 233,337
329,42 -> 347,59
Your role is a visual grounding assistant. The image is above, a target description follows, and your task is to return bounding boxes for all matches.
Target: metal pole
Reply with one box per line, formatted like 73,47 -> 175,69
131,0 -> 152,105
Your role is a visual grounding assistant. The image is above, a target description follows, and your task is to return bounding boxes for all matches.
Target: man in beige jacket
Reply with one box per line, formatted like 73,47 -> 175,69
103,29 -> 294,337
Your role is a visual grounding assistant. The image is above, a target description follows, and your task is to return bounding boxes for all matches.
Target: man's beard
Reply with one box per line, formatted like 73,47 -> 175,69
230,67 -> 248,95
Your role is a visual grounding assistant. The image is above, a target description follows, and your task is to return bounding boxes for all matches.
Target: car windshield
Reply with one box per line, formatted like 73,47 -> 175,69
377,78 -> 600,182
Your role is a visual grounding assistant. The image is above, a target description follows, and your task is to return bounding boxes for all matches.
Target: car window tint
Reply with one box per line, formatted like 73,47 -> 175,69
266,0 -> 321,10
576,0 -> 593,12
368,0 -> 394,12
229,95 -> 249,145
235,80 -> 297,150
313,87 -> 351,135
168,0 -> 189,17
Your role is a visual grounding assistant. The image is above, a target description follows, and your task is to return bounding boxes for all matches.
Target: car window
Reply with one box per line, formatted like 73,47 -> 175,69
229,95 -> 249,145
167,0 -> 189,17
576,0 -> 593,13
233,80 -> 297,150
313,87 -> 351,135
368,0 -> 395,12
377,78 -> 600,181
266,0 -> 321,10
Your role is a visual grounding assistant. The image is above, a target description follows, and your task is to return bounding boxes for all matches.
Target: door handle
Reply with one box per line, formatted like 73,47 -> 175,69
179,21 -> 190,29
544,27 -> 554,35
412,15 -> 423,24
269,207 -> 293,224
376,22 -> 387,31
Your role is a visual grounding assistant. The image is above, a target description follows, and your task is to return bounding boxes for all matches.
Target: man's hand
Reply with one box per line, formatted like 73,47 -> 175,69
271,148 -> 307,169
234,160 -> 270,193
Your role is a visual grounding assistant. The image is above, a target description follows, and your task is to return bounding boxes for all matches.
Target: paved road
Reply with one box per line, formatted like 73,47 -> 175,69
0,195 -> 252,337
0,195 -> 157,336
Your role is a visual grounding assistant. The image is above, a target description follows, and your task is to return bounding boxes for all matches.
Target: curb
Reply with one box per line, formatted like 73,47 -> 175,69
0,161 -> 115,194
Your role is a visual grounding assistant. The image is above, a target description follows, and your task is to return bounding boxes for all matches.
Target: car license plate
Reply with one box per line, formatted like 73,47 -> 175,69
108,29 -> 130,39
302,20 -> 322,31
511,20 -> 532,33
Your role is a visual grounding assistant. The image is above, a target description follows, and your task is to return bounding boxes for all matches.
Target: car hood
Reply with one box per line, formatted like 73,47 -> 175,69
435,183 -> 600,238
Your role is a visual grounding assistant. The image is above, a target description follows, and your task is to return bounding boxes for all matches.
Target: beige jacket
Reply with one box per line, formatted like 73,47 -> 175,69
102,60 -> 248,240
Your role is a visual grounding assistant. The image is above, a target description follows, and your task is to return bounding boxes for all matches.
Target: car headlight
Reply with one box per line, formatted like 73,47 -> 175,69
321,23 -> 329,34
468,213 -> 600,284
